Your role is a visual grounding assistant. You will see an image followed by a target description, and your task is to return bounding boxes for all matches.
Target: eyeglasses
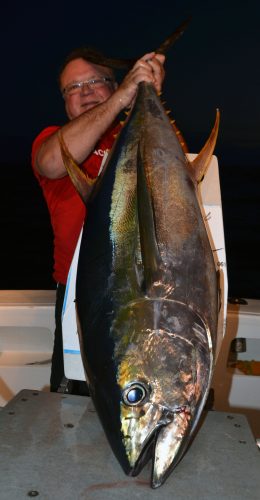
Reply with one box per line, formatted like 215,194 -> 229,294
62,77 -> 114,97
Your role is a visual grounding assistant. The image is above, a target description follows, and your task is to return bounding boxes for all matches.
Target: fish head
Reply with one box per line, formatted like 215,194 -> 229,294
101,298 -> 213,487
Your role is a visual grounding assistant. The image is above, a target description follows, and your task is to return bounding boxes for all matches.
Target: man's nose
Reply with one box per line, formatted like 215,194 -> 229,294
81,82 -> 94,94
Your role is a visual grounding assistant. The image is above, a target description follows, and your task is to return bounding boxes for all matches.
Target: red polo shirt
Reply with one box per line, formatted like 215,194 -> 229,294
31,123 -> 120,285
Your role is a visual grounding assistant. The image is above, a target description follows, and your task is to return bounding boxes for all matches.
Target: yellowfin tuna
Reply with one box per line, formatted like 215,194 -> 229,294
59,79 -> 220,487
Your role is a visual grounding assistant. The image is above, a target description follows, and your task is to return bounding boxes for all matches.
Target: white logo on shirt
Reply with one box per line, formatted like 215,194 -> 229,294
98,151 -> 109,176
93,148 -> 109,157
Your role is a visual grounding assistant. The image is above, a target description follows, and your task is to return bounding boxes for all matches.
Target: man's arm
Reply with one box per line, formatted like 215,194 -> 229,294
34,53 -> 165,180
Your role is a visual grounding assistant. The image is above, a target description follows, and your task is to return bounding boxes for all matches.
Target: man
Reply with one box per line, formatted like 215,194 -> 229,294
31,46 -> 165,393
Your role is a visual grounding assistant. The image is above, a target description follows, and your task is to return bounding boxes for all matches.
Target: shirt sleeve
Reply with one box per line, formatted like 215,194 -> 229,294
31,126 -> 60,179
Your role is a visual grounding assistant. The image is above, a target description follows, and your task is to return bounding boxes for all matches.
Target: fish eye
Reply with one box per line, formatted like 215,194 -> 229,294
122,383 -> 148,406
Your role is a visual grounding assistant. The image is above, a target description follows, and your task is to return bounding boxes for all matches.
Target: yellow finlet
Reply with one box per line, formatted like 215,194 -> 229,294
171,119 -> 189,154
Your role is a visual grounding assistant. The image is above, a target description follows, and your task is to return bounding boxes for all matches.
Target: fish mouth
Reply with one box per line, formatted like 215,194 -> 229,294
152,406 -> 191,488
127,405 -> 191,487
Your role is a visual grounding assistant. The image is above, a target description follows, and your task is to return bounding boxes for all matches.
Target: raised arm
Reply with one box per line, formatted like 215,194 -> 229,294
34,52 -> 165,180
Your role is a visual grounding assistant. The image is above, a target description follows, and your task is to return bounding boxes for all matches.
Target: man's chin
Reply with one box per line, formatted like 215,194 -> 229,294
81,101 -> 99,111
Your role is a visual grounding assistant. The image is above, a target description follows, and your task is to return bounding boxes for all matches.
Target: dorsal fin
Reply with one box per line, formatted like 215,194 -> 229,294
58,129 -> 97,204
188,109 -> 220,182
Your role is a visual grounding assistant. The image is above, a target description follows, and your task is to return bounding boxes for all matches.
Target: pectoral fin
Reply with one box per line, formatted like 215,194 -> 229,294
137,144 -> 162,292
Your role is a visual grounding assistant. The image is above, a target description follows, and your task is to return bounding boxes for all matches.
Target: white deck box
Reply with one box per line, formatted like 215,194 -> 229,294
0,290 -> 55,406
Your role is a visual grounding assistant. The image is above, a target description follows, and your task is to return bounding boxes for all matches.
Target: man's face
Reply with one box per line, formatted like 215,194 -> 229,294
60,58 -> 116,120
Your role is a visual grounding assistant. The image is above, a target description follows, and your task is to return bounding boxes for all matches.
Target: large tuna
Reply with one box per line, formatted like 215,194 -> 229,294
59,80 -> 220,487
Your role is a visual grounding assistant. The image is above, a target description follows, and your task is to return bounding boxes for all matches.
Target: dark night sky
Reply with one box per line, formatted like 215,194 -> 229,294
1,1 -> 259,297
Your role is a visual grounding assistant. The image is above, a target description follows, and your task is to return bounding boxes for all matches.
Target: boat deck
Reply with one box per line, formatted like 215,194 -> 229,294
0,389 -> 259,499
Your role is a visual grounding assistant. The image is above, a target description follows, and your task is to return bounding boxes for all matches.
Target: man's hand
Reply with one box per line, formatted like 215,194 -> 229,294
115,52 -> 165,109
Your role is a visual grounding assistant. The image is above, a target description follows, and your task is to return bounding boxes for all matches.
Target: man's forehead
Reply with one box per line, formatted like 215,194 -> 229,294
61,58 -> 113,84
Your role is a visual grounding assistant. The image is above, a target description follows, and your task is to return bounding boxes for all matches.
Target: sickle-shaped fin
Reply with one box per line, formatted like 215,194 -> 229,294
188,109 -> 220,183
58,129 -> 97,204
